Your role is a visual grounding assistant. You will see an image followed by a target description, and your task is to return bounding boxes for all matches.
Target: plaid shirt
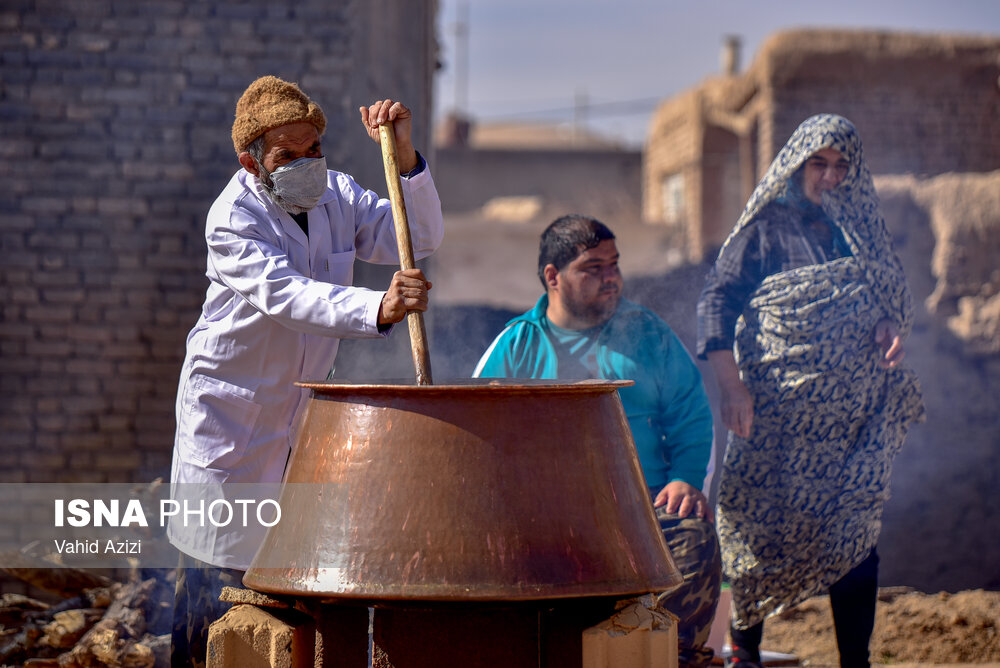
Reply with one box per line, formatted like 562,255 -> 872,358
696,200 -> 852,358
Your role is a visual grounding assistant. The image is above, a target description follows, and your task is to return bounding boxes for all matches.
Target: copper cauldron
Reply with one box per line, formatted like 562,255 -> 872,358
243,379 -> 682,601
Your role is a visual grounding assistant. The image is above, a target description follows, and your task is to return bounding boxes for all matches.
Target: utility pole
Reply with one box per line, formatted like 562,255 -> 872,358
453,0 -> 469,115
573,88 -> 588,146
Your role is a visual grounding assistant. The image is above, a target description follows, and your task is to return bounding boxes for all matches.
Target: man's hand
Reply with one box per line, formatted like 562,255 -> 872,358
874,318 -> 905,369
359,99 -> 418,173
653,480 -> 714,523
378,269 -> 432,326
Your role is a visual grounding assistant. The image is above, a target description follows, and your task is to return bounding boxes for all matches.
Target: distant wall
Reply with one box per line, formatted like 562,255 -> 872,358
433,147 -> 643,219
874,170 -> 1000,591
760,31 -> 1000,177
642,90 -> 703,255
644,30 -> 1000,259
0,0 -> 437,483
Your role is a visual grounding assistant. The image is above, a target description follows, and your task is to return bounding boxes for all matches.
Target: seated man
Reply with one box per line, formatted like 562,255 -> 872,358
474,214 -> 722,668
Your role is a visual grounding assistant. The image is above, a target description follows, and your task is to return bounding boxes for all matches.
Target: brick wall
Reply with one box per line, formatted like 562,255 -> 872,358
0,0 -> 437,483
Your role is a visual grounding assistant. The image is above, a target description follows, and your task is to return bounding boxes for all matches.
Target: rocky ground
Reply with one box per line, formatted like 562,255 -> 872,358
761,588 -> 1000,666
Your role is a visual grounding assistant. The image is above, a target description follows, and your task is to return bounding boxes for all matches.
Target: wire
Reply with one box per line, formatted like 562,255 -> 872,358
473,96 -> 663,121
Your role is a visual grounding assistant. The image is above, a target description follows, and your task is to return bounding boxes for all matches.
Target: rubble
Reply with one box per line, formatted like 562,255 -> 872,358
0,559 -> 172,667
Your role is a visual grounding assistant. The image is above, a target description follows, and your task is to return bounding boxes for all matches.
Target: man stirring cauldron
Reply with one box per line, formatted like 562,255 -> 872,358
168,75 -> 443,667
474,214 -> 722,668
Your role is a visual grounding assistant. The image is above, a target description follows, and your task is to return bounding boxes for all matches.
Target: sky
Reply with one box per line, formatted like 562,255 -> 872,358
432,0 -> 1000,147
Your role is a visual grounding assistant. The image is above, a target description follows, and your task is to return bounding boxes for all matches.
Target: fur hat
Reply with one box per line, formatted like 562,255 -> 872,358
231,76 -> 327,154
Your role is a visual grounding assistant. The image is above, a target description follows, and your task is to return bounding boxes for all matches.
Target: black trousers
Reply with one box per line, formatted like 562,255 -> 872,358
171,553 -> 246,668
730,549 -> 879,668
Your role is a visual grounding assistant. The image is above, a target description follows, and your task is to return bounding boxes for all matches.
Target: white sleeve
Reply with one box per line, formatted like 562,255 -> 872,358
340,166 -> 444,265
207,207 -> 385,339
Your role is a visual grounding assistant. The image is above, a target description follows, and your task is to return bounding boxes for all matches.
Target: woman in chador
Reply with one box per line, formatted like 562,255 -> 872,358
696,114 -> 924,668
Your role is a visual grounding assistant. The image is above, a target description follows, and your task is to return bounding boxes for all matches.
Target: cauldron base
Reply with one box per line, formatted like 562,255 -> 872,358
212,590 -> 626,668
371,597 -> 620,668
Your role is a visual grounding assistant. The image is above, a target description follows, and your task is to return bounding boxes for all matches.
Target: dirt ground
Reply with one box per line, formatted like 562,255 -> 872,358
761,588 -> 1000,666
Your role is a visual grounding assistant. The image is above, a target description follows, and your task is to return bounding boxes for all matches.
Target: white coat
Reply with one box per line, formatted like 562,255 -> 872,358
168,163 -> 443,569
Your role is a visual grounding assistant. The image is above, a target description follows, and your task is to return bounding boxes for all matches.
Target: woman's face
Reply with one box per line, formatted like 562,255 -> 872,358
801,148 -> 849,204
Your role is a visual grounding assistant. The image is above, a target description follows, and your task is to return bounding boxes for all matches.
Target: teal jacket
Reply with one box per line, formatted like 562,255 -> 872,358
474,296 -> 713,491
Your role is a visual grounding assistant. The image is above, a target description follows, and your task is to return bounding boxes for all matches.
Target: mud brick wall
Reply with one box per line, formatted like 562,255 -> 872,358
644,30 -> 1000,258
759,31 -> 1000,177
0,0 -> 437,483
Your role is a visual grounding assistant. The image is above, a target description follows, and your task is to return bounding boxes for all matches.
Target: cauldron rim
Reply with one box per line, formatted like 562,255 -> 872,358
296,378 -> 634,395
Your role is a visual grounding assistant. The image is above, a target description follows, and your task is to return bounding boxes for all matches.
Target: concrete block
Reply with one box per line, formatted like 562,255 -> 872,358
582,596 -> 678,668
206,603 -> 315,668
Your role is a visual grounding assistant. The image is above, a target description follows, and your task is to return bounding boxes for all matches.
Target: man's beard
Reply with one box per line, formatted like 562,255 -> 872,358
256,164 -> 310,215
565,287 -> 620,326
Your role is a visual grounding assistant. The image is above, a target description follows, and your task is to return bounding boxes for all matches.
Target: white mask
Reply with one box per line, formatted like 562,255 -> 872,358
260,156 -> 328,214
